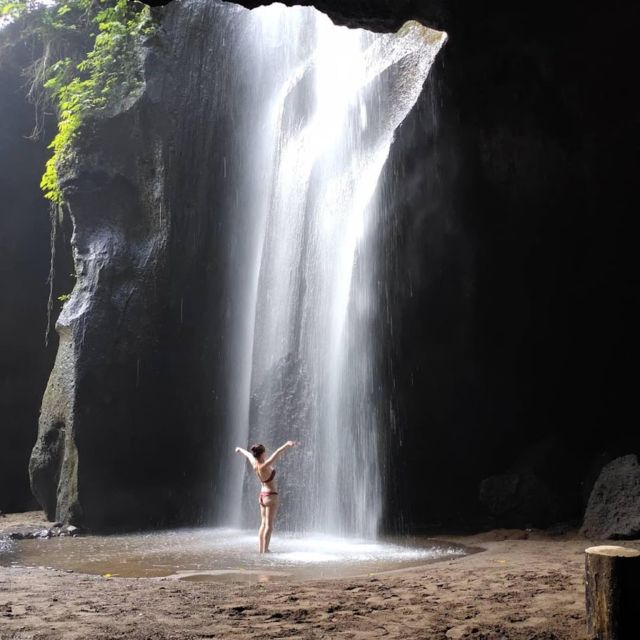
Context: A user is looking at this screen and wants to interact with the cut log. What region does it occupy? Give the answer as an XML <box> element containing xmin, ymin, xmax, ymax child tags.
<box><xmin>585</xmin><ymin>545</ymin><xmax>640</xmax><ymax>639</ymax></box>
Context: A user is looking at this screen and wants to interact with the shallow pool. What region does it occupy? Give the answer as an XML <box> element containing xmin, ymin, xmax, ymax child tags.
<box><xmin>0</xmin><ymin>528</ymin><xmax>469</xmax><ymax>582</ymax></box>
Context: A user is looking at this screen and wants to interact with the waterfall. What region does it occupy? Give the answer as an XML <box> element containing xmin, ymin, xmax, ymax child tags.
<box><xmin>214</xmin><ymin>2</ymin><xmax>446</xmax><ymax>537</ymax></box>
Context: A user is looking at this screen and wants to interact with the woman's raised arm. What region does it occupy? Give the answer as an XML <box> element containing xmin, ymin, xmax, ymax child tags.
<box><xmin>263</xmin><ymin>440</ymin><xmax>297</xmax><ymax>466</ymax></box>
<box><xmin>235</xmin><ymin>447</ymin><xmax>256</xmax><ymax>464</ymax></box>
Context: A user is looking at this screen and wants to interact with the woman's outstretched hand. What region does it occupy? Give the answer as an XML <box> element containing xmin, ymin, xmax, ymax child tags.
<box><xmin>286</xmin><ymin>440</ymin><xmax>299</xmax><ymax>448</ymax></box>
<box><xmin>235</xmin><ymin>447</ymin><xmax>241</xmax><ymax>453</ymax></box>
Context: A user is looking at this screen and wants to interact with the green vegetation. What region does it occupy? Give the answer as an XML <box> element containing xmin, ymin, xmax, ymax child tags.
<box><xmin>1</xmin><ymin>0</ymin><xmax>155</xmax><ymax>203</ymax></box>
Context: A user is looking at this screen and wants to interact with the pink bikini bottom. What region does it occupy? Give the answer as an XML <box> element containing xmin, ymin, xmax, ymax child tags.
<box><xmin>259</xmin><ymin>491</ymin><xmax>278</xmax><ymax>507</ymax></box>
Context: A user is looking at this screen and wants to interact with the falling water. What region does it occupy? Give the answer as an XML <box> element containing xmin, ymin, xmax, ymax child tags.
<box><xmin>217</xmin><ymin>3</ymin><xmax>446</xmax><ymax>538</ymax></box>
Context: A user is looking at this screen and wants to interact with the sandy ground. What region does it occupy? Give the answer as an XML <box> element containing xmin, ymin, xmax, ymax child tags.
<box><xmin>1</xmin><ymin>512</ymin><xmax>638</xmax><ymax>640</ymax></box>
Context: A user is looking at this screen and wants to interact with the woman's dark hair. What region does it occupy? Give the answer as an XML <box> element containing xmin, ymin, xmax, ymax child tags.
<box><xmin>250</xmin><ymin>444</ymin><xmax>265</xmax><ymax>459</ymax></box>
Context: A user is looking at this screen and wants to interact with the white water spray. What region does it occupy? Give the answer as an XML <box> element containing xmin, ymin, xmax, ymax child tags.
<box><xmin>218</xmin><ymin>3</ymin><xmax>446</xmax><ymax>537</ymax></box>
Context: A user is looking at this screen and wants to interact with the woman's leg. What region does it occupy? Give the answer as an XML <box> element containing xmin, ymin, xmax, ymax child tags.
<box><xmin>263</xmin><ymin>496</ymin><xmax>279</xmax><ymax>553</ymax></box>
<box><xmin>259</xmin><ymin>502</ymin><xmax>267</xmax><ymax>553</ymax></box>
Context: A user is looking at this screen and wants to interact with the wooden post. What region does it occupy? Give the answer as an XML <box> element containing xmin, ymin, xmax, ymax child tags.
<box><xmin>585</xmin><ymin>545</ymin><xmax>640</xmax><ymax>640</ymax></box>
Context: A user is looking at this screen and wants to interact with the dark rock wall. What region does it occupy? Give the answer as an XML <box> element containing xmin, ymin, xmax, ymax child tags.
<box><xmin>0</xmin><ymin>28</ymin><xmax>66</xmax><ymax>513</ymax></box>
<box><xmin>146</xmin><ymin>0</ymin><xmax>449</xmax><ymax>32</ymax></box>
<box><xmin>28</xmin><ymin>0</ymin><xmax>261</xmax><ymax>529</ymax></box>
<box><xmin>379</xmin><ymin>3</ymin><xmax>639</xmax><ymax>528</ymax></box>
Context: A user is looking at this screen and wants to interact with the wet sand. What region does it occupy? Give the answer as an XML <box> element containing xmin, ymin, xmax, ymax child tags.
<box><xmin>2</xmin><ymin>512</ymin><xmax>638</xmax><ymax>639</ymax></box>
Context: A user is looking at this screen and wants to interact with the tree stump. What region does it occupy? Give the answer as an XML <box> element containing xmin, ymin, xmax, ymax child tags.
<box><xmin>585</xmin><ymin>545</ymin><xmax>640</xmax><ymax>639</ymax></box>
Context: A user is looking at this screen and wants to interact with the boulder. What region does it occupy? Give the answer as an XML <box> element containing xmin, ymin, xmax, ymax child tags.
<box><xmin>581</xmin><ymin>454</ymin><xmax>640</xmax><ymax>540</ymax></box>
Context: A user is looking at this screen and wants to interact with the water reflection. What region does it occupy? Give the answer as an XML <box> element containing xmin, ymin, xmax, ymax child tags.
<box><xmin>1</xmin><ymin>528</ymin><xmax>467</xmax><ymax>582</ymax></box>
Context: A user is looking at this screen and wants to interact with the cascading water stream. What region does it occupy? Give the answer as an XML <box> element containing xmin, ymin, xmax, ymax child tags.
<box><xmin>217</xmin><ymin>3</ymin><xmax>446</xmax><ymax>538</ymax></box>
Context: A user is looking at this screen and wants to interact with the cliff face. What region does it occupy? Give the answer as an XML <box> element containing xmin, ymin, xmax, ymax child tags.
<box><xmin>28</xmin><ymin>0</ymin><xmax>261</xmax><ymax>528</ymax></box>
<box><xmin>370</xmin><ymin>2</ymin><xmax>639</xmax><ymax>526</ymax></box>
<box><xmin>0</xmin><ymin>27</ymin><xmax>65</xmax><ymax>513</ymax></box>
<box><xmin>21</xmin><ymin>0</ymin><xmax>639</xmax><ymax>529</ymax></box>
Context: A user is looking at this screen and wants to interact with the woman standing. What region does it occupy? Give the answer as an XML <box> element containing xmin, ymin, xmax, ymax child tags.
<box><xmin>235</xmin><ymin>440</ymin><xmax>297</xmax><ymax>553</ymax></box>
